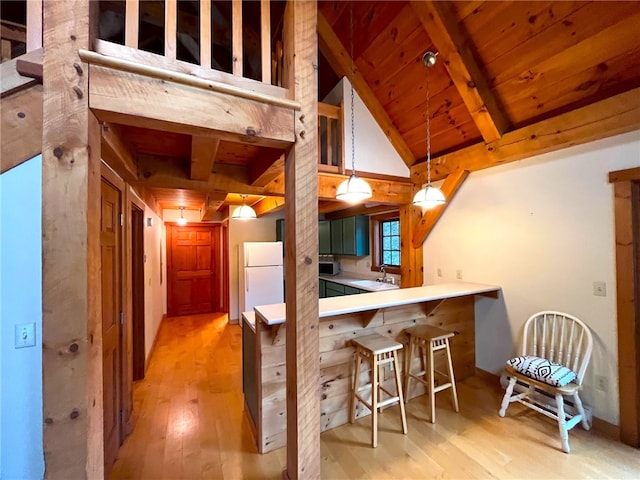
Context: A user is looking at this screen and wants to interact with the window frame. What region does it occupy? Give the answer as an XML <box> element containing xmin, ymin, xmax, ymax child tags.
<box><xmin>370</xmin><ymin>211</ymin><xmax>401</xmax><ymax>275</ymax></box>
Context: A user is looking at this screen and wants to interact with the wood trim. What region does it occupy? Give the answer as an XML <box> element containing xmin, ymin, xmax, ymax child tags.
<box><xmin>612</xmin><ymin>180</ymin><xmax>640</xmax><ymax>447</ymax></box>
<box><xmin>369</xmin><ymin>211</ymin><xmax>402</xmax><ymax>275</ymax></box>
<box><xmin>412</xmin><ymin>170</ymin><xmax>470</xmax><ymax>248</ymax></box>
<box><xmin>411</xmin><ymin>1</ymin><xmax>508</xmax><ymax>142</ymax></box>
<box><xmin>252</xmin><ymin>196</ymin><xmax>285</xmax><ymax>217</ymax></box>
<box><xmin>199</xmin><ymin>0</ymin><xmax>211</xmax><ymax>69</ymax></box>
<box><xmin>81</xmin><ymin>48</ymin><xmax>300</xmax><ymax>111</ymax></box>
<box><xmin>283</xmin><ymin>1</ymin><xmax>320</xmax><ymax>477</ymax></box>
<box><xmin>249</xmin><ymin>153</ymin><xmax>285</xmax><ymax>187</ymax></box>
<box><xmin>16</xmin><ymin>48</ymin><xmax>43</xmax><ymax>81</ymax></box>
<box><xmin>42</xmin><ymin>0</ymin><xmax>102</xmax><ymax>475</ymax></box>
<box><xmin>124</xmin><ymin>0</ymin><xmax>139</xmax><ymax>49</ymax></box>
<box><xmin>317</xmin><ymin>11</ymin><xmax>416</xmax><ymax>169</ymax></box>
<box><xmin>610</xmin><ymin>166</ymin><xmax>640</xmax><ymax>183</ymax></box>
<box><xmin>412</xmin><ymin>88</ymin><xmax>640</xmax><ymax>184</ymax></box>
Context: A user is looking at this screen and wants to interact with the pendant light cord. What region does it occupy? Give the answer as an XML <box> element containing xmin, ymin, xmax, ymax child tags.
<box><xmin>349</xmin><ymin>3</ymin><xmax>356</xmax><ymax>175</ymax></box>
<box><xmin>425</xmin><ymin>68</ymin><xmax>432</xmax><ymax>187</ymax></box>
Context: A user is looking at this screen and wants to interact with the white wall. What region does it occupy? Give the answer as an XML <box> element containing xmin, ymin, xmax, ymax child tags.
<box><xmin>423</xmin><ymin>130</ymin><xmax>640</xmax><ymax>425</ymax></box>
<box><xmin>142</xmin><ymin>202</ymin><xmax>166</xmax><ymax>361</ymax></box>
<box><xmin>0</xmin><ymin>156</ymin><xmax>45</xmax><ymax>479</ymax></box>
<box><xmin>228</xmin><ymin>214</ymin><xmax>282</xmax><ymax>322</ymax></box>
<box><xmin>323</xmin><ymin>78</ymin><xmax>410</xmax><ymax>179</ymax></box>
<box><xmin>162</xmin><ymin>208</ymin><xmax>201</xmax><ymax>223</ymax></box>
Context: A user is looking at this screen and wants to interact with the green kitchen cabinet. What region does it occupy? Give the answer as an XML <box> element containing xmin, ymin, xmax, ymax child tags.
<box><xmin>319</xmin><ymin>220</ymin><xmax>332</xmax><ymax>254</ymax></box>
<box><xmin>278</xmin><ymin>219</ymin><xmax>333</xmax><ymax>255</ymax></box>
<box><xmin>325</xmin><ymin>281</ymin><xmax>345</xmax><ymax>297</ymax></box>
<box><xmin>319</xmin><ymin>279</ymin><xmax>326</xmax><ymax>298</ymax></box>
<box><xmin>344</xmin><ymin>285</ymin><xmax>362</xmax><ymax>295</ymax></box>
<box><xmin>330</xmin><ymin>215</ymin><xmax>370</xmax><ymax>256</ymax></box>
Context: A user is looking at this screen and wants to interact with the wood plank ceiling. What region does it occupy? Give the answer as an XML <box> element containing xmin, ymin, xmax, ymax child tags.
<box><xmin>6</xmin><ymin>1</ymin><xmax>637</xmax><ymax>215</ymax></box>
<box><xmin>102</xmin><ymin>1</ymin><xmax>640</xmax><ymax>216</ymax></box>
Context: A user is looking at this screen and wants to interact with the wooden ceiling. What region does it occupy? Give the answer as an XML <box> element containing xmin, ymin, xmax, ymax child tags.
<box><xmin>84</xmin><ymin>2</ymin><xmax>640</xmax><ymax>216</ymax></box>
<box><xmin>2</xmin><ymin>1</ymin><xmax>640</xmax><ymax>217</ymax></box>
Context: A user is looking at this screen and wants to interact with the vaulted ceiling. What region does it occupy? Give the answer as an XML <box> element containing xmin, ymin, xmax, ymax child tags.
<box><xmin>4</xmin><ymin>1</ymin><xmax>640</xmax><ymax>218</ymax></box>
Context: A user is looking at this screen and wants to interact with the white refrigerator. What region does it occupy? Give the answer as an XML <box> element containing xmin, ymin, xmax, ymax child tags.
<box><xmin>239</xmin><ymin>241</ymin><xmax>284</xmax><ymax>316</ymax></box>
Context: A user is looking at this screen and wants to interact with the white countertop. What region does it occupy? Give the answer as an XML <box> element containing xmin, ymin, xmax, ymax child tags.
<box><xmin>242</xmin><ymin>311</ymin><xmax>256</xmax><ymax>333</ymax></box>
<box><xmin>254</xmin><ymin>281</ymin><xmax>501</xmax><ymax>326</ymax></box>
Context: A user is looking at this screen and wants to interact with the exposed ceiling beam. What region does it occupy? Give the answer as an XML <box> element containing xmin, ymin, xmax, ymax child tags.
<box><xmin>190</xmin><ymin>136</ymin><xmax>219</xmax><ymax>181</ymax></box>
<box><xmin>200</xmin><ymin>191</ymin><xmax>228</xmax><ymax>221</ymax></box>
<box><xmin>88</xmin><ymin>64</ymin><xmax>296</xmax><ymax>149</ymax></box>
<box><xmin>249</xmin><ymin>152</ymin><xmax>285</xmax><ymax>187</ymax></box>
<box><xmin>252</xmin><ymin>196</ymin><xmax>285</xmax><ymax>217</ymax></box>
<box><xmin>1</xmin><ymin>84</ymin><xmax>42</xmax><ymax>174</ymax></box>
<box><xmin>411</xmin><ymin>1</ymin><xmax>509</xmax><ymax>143</ymax></box>
<box><xmin>412</xmin><ymin>86</ymin><xmax>640</xmax><ymax>184</ymax></box>
<box><xmin>136</xmin><ymin>154</ymin><xmax>412</xmax><ymax>204</ymax></box>
<box><xmin>325</xmin><ymin>204</ymin><xmax>399</xmax><ymax>220</ymax></box>
<box><xmin>317</xmin><ymin>12</ymin><xmax>416</xmax><ymax>168</ymax></box>
<box><xmin>412</xmin><ymin>169</ymin><xmax>469</xmax><ymax>248</ymax></box>
<box><xmin>100</xmin><ymin>122</ymin><xmax>138</xmax><ymax>182</ymax></box>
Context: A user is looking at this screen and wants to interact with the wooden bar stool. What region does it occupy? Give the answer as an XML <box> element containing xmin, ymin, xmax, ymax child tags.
<box><xmin>350</xmin><ymin>333</ymin><xmax>408</xmax><ymax>447</ymax></box>
<box><xmin>404</xmin><ymin>325</ymin><xmax>459</xmax><ymax>423</ymax></box>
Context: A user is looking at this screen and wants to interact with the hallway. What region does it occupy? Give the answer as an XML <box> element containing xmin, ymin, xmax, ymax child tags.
<box><xmin>111</xmin><ymin>314</ymin><xmax>285</xmax><ymax>479</ymax></box>
<box><xmin>112</xmin><ymin>314</ymin><xmax>640</xmax><ymax>479</ymax></box>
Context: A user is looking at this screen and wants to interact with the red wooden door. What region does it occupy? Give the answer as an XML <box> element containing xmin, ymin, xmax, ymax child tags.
<box><xmin>101</xmin><ymin>178</ymin><xmax>122</xmax><ymax>477</ymax></box>
<box><xmin>167</xmin><ymin>225</ymin><xmax>222</xmax><ymax>316</ymax></box>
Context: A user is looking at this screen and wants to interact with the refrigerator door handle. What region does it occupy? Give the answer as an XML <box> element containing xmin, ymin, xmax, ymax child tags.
<box><xmin>245</xmin><ymin>269</ymin><xmax>249</xmax><ymax>292</ymax></box>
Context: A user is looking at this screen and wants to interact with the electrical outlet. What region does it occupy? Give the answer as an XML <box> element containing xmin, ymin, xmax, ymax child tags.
<box><xmin>437</xmin><ymin>268</ymin><xmax>442</xmax><ymax>277</ymax></box>
<box><xmin>15</xmin><ymin>323</ymin><xmax>36</xmax><ymax>349</ymax></box>
<box><xmin>456</xmin><ymin>270</ymin><xmax>462</xmax><ymax>280</ymax></box>
<box><xmin>593</xmin><ymin>281</ymin><xmax>606</xmax><ymax>297</ymax></box>
<box><xmin>596</xmin><ymin>375</ymin><xmax>608</xmax><ymax>392</ymax></box>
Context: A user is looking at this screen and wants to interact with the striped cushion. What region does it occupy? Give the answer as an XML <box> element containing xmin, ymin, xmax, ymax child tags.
<box><xmin>507</xmin><ymin>355</ymin><xmax>577</xmax><ymax>387</ymax></box>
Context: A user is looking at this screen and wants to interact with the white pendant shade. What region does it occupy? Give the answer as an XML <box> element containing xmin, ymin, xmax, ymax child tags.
<box><xmin>336</xmin><ymin>174</ymin><xmax>373</xmax><ymax>203</ymax></box>
<box><xmin>231</xmin><ymin>204</ymin><xmax>257</xmax><ymax>220</ymax></box>
<box><xmin>176</xmin><ymin>216</ymin><xmax>187</xmax><ymax>226</ymax></box>
<box><xmin>412</xmin><ymin>185</ymin><xmax>446</xmax><ymax>210</ymax></box>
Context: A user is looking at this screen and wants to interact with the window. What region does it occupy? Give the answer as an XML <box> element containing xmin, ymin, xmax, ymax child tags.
<box><xmin>380</xmin><ymin>218</ymin><xmax>401</xmax><ymax>267</ymax></box>
<box><xmin>370</xmin><ymin>212</ymin><xmax>401</xmax><ymax>274</ymax></box>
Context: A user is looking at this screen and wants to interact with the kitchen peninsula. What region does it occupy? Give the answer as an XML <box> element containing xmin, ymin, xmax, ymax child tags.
<box><xmin>243</xmin><ymin>282</ymin><xmax>501</xmax><ymax>453</ymax></box>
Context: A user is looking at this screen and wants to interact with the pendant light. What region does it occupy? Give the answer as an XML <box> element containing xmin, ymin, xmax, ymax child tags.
<box><xmin>231</xmin><ymin>194</ymin><xmax>257</xmax><ymax>220</ymax></box>
<box><xmin>336</xmin><ymin>2</ymin><xmax>372</xmax><ymax>203</ymax></box>
<box><xmin>176</xmin><ymin>206</ymin><xmax>187</xmax><ymax>226</ymax></box>
<box><xmin>413</xmin><ymin>51</ymin><xmax>446</xmax><ymax>210</ymax></box>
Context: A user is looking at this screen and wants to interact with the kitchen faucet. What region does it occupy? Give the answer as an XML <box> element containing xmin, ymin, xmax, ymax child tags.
<box><xmin>380</xmin><ymin>264</ymin><xmax>387</xmax><ymax>282</ymax></box>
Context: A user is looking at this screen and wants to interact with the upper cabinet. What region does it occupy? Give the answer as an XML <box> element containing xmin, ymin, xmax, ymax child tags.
<box><xmin>319</xmin><ymin>220</ymin><xmax>331</xmax><ymax>254</ymax></box>
<box><xmin>330</xmin><ymin>215</ymin><xmax>369</xmax><ymax>256</ymax></box>
<box><xmin>277</xmin><ymin>215</ymin><xmax>369</xmax><ymax>256</ymax></box>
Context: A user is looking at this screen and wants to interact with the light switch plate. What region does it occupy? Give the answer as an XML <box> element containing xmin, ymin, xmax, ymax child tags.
<box><xmin>15</xmin><ymin>322</ymin><xmax>36</xmax><ymax>348</ymax></box>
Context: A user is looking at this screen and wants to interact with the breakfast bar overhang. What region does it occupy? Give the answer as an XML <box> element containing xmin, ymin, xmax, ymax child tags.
<box><xmin>243</xmin><ymin>282</ymin><xmax>501</xmax><ymax>453</ymax></box>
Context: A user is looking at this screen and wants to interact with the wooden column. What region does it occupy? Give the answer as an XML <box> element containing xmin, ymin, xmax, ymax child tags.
<box><xmin>282</xmin><ymin>1</ymin><xmax>319</xmax><ymax>478</ymax></box>
<box><xmin>610</xmin><ymin>172</ymin><xmax>640</xmax><ymax>447</ymax></box>
<box><xmin>42</xmin><ymin>0</ymin><xmax>103</xmax><ymax>477</ymax></box>
<box><xmin>400</xmin><ymin>205</ymin><xmax>424</xmax><ymax>288</ymax></box>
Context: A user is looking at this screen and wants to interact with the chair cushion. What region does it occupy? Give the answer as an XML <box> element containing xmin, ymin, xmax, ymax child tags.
<box><xmin>506</xmin><ymin>355</ymin><xmax>577</xmax><ymax>387</ymax></box>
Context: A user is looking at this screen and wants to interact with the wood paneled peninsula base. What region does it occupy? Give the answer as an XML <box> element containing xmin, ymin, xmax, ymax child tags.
<box><xmin>243</xmin><ymin>282</ymin><xmax>501</xmax><ymax>453</ymax></box>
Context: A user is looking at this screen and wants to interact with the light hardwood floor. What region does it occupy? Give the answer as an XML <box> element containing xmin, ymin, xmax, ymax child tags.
<box><xmin>111</xmin><ymin>313</ymin><xmax>640</xmax><ymax>479</ymax></box>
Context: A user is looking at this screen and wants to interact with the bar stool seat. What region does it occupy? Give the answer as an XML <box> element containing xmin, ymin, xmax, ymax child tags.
<box><xmin>404</xmin><ymin>325</ymin><xmax>459</xmax><ymax>423</ymax></box>
<box><xmin>350</xmin><ymin>333</ymin><xmax>408</xmax><ymax>447</ymax></box>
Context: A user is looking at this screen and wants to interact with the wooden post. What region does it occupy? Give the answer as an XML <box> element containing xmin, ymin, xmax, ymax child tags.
<box><xmin>42</xmin><ymin>0</ymin><xmax>103</xmax><ymax>477</ymax></box>
<box><xmin>26</xmin><ymin>0</ymin><xmax>43</xmax><ymax>52</ymax></box>
<box><xmin>200</xmin><ymin>0</ymin><xmax>211</xmax><ymax>68</ymax></box>
<box><xmin>282</xmin><ymin>1</ymin><xmax>319</xmax><ymax>478</ymax></box>
<box><xmin>400</xmin><ymin>205</ymin><xmax>424</xmax><ymax>288</ymax></box>
<box><xmin>232</xmin><ymin>0</ymin><xmax>243</xmax><ymax>76</ymax></box>
<box><xmin>124</xmin><ymin>0</ymin><xmax>139</xmax><ymax>49</ymax></box>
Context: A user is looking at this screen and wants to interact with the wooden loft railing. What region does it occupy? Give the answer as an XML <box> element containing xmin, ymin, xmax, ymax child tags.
<box><xmin>317</xmin><ymin>102</ymin><xmax>343</xmax><ymax>173</ymax></box>
<box><xmin>0</xmin><ymin>0</ymin><xmax>41</xmax><ymax>62</ymax></box>
<box><xmin>94</xmin><ymin>0</ymin><xmax>288</xmax><ymax>97</ymax></box>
